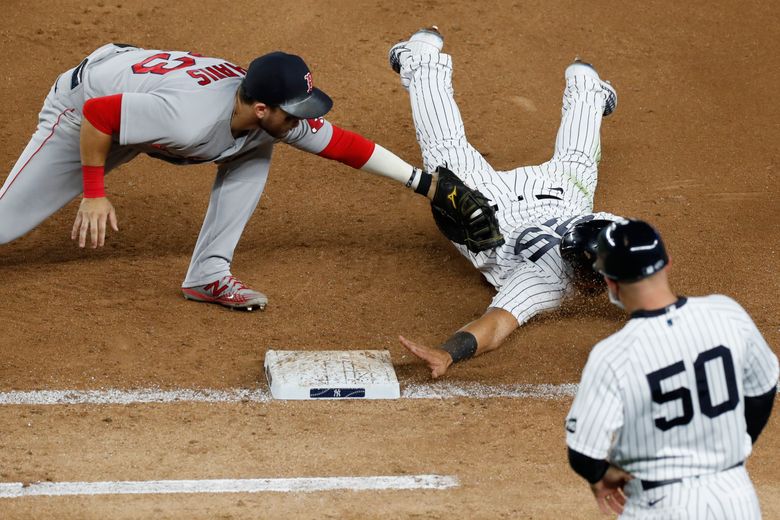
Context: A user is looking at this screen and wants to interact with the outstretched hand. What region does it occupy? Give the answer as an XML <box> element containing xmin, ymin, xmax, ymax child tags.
<box><xmin>398</xmin><ymin>335</ymin><xmax>453</xmax><ymax>379</ymax></box>
<box><xmin>590</xmin><ymin>465</ymin><xmax>633</xmax><ymax>515</ymax></box>
<box><xmin>71</xmin><ymin>196</ymin><xmax>118</xmax><ymax>248</ymax></box>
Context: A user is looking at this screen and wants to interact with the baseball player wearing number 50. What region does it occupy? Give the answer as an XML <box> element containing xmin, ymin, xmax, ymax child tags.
<box><xmin>0</xmin><ymin>43</ymin><xmax>498</xmax><ymax>310</ymax></box>
<box><xmin>388</xmin><ymin>28</ymin><xmax>623</xmax><ymax>376</ymax></box>
<box><xmin>566</xmin><ymin>220</ymin><xmax>778</xmax><ymax>519</ymax></box>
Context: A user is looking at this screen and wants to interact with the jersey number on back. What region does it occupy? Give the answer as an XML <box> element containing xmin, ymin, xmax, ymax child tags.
<box><xmin>129</xmin><ymin>53</ymin><xmax>246</xmax><ymax>86</ymax></box>
<box><xmin>514</xmin><ymin>215</ymin><xmax>596</xmax><ymax>263</ymax></box>
<box><xmin>132</xmin><ymin>53</ymin><xmax>196</xmax><ymax>75</ymax></box>
<box><xmin>645</xmin><ymin>345</ymin><xmax>739</xmax><ymax>431</ymax></box>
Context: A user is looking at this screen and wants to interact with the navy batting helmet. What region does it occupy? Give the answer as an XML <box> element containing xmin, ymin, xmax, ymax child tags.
<box><xmin>560</xmin><ymin>219</ymin><xmax>615</xmax><ymax>288</ymax></box>
<box><xmin>594</xmin><ymin>219</ymin><xmax>669</xmax><ymax>282</ymax></box>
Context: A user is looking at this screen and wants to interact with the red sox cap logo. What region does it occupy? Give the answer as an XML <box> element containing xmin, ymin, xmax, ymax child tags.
<box><xmin>304</xmin><ymin>72</ymin><xmax>313</xmax><ymax>94</ymax></box>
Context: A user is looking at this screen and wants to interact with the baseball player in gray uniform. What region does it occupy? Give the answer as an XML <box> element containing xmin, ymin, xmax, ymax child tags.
<box><xmin>0</xmin><ymin>43</ymin><xmax>495</xmax><ymax>311</ymax></box>
<box><xmin>388</xmin><ymin>28</ymin><xmax>623</xmax><ymax>377</ymax></box>
<box><xmin>566</xmin><ymin>219</ymin><xmax>778</xmax><ymax>519</ymax></box>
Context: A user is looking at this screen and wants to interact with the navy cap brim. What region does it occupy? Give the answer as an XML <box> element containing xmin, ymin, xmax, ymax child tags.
<box><xmin>279</xmin><ymin>88</ymin><xmax>333</xmax><ymax>119</ymax></box>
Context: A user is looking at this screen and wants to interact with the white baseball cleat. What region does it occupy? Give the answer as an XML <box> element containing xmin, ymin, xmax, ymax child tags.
<box><xmin>388</xmin><ymin>26</ymin><xmax>444</xmax><ymax>80</ymax></box>
<box><xmin>565</xmin><ymin>58</ymin><xmax>617</xmax><ymax>117</ymax></box>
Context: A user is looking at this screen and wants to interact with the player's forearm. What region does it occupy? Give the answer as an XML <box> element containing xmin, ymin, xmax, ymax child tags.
<box><xmin>81</xmin><ymin>94</ymin><xmax>121</xmax><ymax>167</ymax></box>
<box><xmin>79</xmin><ymin>120</ymin><xmax>113</xmax><ymax>198</ymax></box>
<box><xmin>439</xmin><ymin>308</ymin><xmax>519</xmax><ymax>364</ymax></box>
<box><xmin>462</xmin><ymin>308</ymin><xmax>519</xmax><ymax>355</ymax></box>
<box><xmin>80</xmin><ymin>94</ymin><xmax>123</xmax><ymax>198</ymax></box>
<box><xmin>360</xmin><ymin>144</ymin><xmax>435</xmax><ymax>198</ymax></box>
<box><xmin>80</xmin><ymin>119</ymin><xmax>113</xmax><ymax>166</ymax></box>
<box><xmin>316</xmin><ymin>125</ymin><xmax>435</xmax><ymax>198</ymax></box>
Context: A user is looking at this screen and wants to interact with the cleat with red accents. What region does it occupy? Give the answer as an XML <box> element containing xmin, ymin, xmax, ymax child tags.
<box><xmin>181</xmin><ymin>275</ymin><xmax>267</xmax><ymax>311</ymax></box>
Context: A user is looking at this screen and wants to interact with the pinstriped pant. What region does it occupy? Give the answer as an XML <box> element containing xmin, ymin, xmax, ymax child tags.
<box><xmin>621</xmin><ymin>466</ymin><xmax>761</xmax><ymax>519</ymax></box>
<box><xmin>402</xmin><ymin>52</ymin><xmax>607</xmax><ymax>218</ymax></box>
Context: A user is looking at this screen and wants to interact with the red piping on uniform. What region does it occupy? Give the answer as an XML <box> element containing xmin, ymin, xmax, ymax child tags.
<box><xmin>0</xmin><ymin>108</ymin><xmax>75</xmax><ymax>202</ymax></box>
<box><xmin>317</xmin><ymin>125</ymin><xmax>375</xmax><ymax>169</ymax></box>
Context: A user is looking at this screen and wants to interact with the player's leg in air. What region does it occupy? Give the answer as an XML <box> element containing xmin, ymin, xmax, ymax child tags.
<box><xmin>388</xmin><ymin>27</ymin><xmax>498</xmax><ymax>186</ymax></box>
<box><xmin>541</xmin><ymin>61</ymin><xmax>617</xmax><ymax>215</ymax></box>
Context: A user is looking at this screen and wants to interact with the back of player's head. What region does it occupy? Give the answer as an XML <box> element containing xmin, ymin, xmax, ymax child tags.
<box><xmin>594</xmin><ymin>219</ymin><xmax>669</xmax><ymax>282</ymax></box>
<box><xmin>560</xmin><ymin>219</ymin><xmax>614</xmax><ymax>290</ymax></box>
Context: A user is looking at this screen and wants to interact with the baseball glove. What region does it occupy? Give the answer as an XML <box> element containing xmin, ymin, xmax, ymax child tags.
<box><xmin>430</xmin><ymin>166</ymin><xmax>505</xmax><ymax>253</ymax></box>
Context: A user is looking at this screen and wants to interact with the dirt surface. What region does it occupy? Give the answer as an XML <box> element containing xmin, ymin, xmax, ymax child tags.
<box><xmin>1</xmin><ymin>0</ymin><xmax>778</xmax><ymax>518</ymax></box>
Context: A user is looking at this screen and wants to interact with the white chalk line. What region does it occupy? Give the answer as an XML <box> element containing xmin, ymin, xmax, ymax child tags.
<box><xmin>0</xmin><ymin>383</ymin><xmax>578</xmax><ymax>406</ymax></box>
<box><xmin>0</xmin><ymin>475</ymin><xmax>458</xmax><ymax>499</ymax></box>
<box><xmin>1</xmin><ymin>383</ymin><xmax>776</xmax><ymax>406</ymax></box>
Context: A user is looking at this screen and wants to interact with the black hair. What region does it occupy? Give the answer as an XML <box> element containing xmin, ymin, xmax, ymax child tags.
<box><xmin>238</xmin><ymin>80</ymin><xmax>277</xmax><ymax>108</ymax></box>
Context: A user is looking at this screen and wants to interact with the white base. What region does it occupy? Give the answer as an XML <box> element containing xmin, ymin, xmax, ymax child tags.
<box><xmin>264</xmin><ymin>350</ymin><xmax>400</xmax><ymax>400</ymax></box>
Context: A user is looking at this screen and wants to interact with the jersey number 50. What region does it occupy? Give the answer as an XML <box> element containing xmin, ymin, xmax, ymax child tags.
<box><xmin>645</xmin><ymin>345</ymin><xmax>739</xmax><ymax>431</ymax></box>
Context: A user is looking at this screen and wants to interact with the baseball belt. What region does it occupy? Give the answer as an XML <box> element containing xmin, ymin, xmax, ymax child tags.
<box><xmin>640</xmin><ymin>461</ymin><xmax>744</xmax><ymax>491</ymax></box>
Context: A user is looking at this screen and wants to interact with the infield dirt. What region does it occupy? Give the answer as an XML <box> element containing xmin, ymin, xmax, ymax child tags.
<box><xmin>1</xmin><ymin>1</ymin><xmax>778</xmax><ymax>518</ymax></box>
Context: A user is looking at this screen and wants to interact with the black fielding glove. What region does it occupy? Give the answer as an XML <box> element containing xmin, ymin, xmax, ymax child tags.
<box><xmin>430</xmin><ymin>166</ymin><xmax>505</xmax><ymax>253</ymax></box>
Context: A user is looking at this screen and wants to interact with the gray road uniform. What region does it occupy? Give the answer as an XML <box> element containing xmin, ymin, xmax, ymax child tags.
<box><xmin>0</xmin><ymin>44</ymin><xmax>339</xmax><ymax>286</ymax></box>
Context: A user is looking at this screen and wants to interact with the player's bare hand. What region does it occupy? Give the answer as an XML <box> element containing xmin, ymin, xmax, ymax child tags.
<box><xmin>590</xmin><ymin>465</ymin><xmax>633</xmax><ymax>515</ymax></box>
<box><xmin>71</xmin><ymin>197</ymin><xmax>118</xmax><ymax>248</ymax></box>
<box><xmin>399</xmin><ymin>335</ymin><xmax>453</xmax><ymax>378</ymax></box>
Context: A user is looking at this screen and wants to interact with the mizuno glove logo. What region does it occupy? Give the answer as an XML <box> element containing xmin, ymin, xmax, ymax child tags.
<box><xmin>447</xmin><ymin>187</ymin><xmax>458</xmax><ymax>208</ymax></box>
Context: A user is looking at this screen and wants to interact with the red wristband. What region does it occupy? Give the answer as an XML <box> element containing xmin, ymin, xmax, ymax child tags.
<box><xmin>82</xmin><ymin>165</ymin><xmax>106</xmax><ymax>198</ymax></box>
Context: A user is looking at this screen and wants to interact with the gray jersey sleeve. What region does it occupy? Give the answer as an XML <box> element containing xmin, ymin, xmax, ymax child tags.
<box><xmin>566</xmin><ymin>344</ymin><xmax>624</xmax><ymax>459</ymax></box>
<box><xmin>282</xmin><ymin>117</ymin><xmax>334</xmax><ymax>154</ymax></box>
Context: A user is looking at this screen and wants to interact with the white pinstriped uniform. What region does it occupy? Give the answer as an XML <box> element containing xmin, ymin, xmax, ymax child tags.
<box><xmin>402</xmin><ymin>53</ymin><xmax>620</xmax><ymax>324</ymax></box>
<box><xmin>567</xmin><ymin>295</ymin><xmax>779</xmax><ymax>518</ymax></box>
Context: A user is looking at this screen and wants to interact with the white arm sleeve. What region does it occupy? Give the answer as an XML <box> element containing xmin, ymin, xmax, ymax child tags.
<box><xmin>359</xmin><ymin>144</ymin><xmax>417</xmax><ymax>185</ymax></box>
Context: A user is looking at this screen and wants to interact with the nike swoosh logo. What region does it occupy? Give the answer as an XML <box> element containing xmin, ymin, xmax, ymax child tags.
<box><xmin>648</xmin><ymin>496</ymin><xmax>666</xmax><ymax>507</ymax></box>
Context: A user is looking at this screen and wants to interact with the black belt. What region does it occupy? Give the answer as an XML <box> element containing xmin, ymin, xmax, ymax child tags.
<box><xmin>640</xmin><ymin>461</ymin><xmax>744</xmax><ymax>491</ymax></box>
